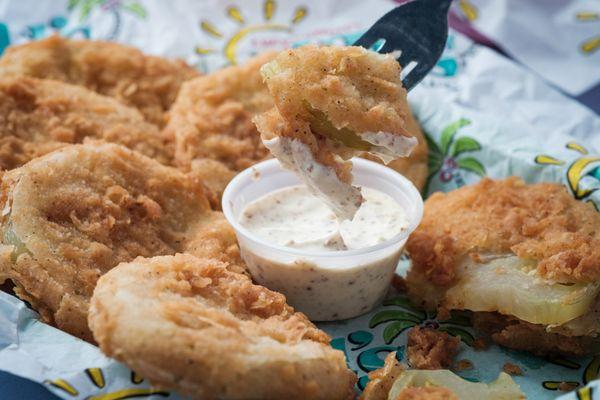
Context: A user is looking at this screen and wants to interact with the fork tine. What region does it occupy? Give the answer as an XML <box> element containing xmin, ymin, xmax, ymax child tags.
<box><xmin>378</xmin><ymin>38</ymin><xmax>398</xmax><ymax>55</ymax></box>
<box><xmin>402</xmin><ymin>61</ymin><xmax>430</xmax><ymax>91</ymax></box>
<box><xmin>353</xmin><ymin>31</ymin><xmax>379</xmax><ymax>50</ymax></box>
<box><xmin>353</xmin><ymin>0</ymin><xmax>450</xmax><ymax>91</ymax></box>
<box><xmin>396</xmin><ymin>50</ymin><xmax>414</xmax><ymax>68</ymax></box>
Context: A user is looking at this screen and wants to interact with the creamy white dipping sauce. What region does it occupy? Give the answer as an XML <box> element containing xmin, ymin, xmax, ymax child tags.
<box><xmin>239</xmin><ymin>185</ymin><xmax>408</xmax><ymax>252</ymax></box>
<box><xmin>262</xmin><ymin>135</ymin><xmax>417</xmax><ymax>222</ymax></box>
<box><xmin>224</xmin><ymin>158</ymin><xmax>422</xmax><ymax>322</ymax></box>
<box><xmin>237</xmin><ymin>184</ymin><xmax>410</xmax><ymax>320</ymax></box>
<box><xmin>263</xmin><ymin>137</ymin><xmax>363</xmax><ymax>221</ymax></box>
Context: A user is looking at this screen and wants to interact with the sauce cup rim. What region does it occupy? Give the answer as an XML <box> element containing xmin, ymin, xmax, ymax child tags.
<box><xmin>222</xmin><ymin>157</ymin><xmax>424</xmax><ymax>259</ymax></box>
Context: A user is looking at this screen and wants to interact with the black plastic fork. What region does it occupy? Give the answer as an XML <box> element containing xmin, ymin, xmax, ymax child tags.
<box><xmin>354</xmin><ymin>0</ymin><xmax>452</xmax><ymax>91</ymax></box>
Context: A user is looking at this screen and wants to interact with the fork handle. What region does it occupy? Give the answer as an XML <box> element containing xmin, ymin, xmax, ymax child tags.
<box><xmin>419</xmin><ymin>0</ymin><xmax>453</xmax><ymax>12</ymax></box>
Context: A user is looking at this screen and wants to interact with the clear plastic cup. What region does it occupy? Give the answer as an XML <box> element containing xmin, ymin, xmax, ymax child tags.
<box><xmin>222</xmin><ymin>158</ymin><xmax>423</xmax><ymax>321</ymax></box>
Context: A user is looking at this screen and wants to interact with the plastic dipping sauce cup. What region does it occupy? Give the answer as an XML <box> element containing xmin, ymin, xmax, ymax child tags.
<box><xmin>222</xmin><ymin>158</ymin><xmax>423</xmax><ymax>321</ymax></box>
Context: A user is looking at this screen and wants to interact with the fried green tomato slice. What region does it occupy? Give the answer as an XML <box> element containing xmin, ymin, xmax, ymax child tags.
<box><xmin>0</xmin><ymin>76</ymin><xmax>173</xmax><ymax>169</ymax></box>
<box><xmin>0</xmin><ymin>143</ymin><xmax>241</xmax><ymax>341</ymax></box>
<box><xmin>89</xmin><ymin>253</ymin><xmax>357</xmax><ymax>400</ymax></box>
<box><xmin>165</xmin><ymin>52</ymin><xmax>276</xmax><ymax>198</ymax></box>
<box><xmin>405</xmin><ymin>177</ymin><xmax>600</xmax><ymax>356</ymax></box>
<box><xmin>254</xmin><ymin>45</ymin><xmax>417</xmax><ymax>219</ymax></box>
<box><xmin>0</xmin><ymin>35</ymin><xmax>199</xmax><ymax>127</ymax></box>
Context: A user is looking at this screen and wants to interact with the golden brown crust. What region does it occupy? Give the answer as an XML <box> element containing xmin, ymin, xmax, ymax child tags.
<box><xmin>0</xmin><ymin>76</ymin><xmax>172</xmax><ymax>169</ymax></box>
<box><xmin>394</xmin><ymin>386</ymin><xmax>459</xmax><ymax>400</ymax></box>
<box><xmin>264</xmin><ymin>45</ymin><xmax>410</xmax><ymax>137</ymax></box>
<box><xmin>406</xmin><ymin>327</ymin><xmax>460</xmax><ymax>370</ymax></box>
<box><xmin>166</xmin><ymin>52</ymin><xmax>275</xmax><ymax>174</ymax></box>
<box><xmin>186</xmin><ymin>158</ymin><xmax>237</xmax><ymax>205</ymax></box>
<box><xmin>0</xmin><ymin>35</ymin><xmax>198</xmax><ymax>127</ymax></box>
<box><xmin>360</xmin><ymin>352</ymin><xmax>405</xmax><ymax>400</ymax></box>
<box><xmin>406</xmin><ymin>177</ymin><xmax>600</xmax><ymax>284</ymax></box>
<box><xmin>256</xmin><ymin>45</ymin><xmax>414</xmax><ymax>184</ymax></box>
<box><xmin>473</xmin><ymin>312</ymin><xmax>596</xmax><ymax>356</ymax></box>
<box><xmin>0</xmin><ymin>143</ymin><xmax>239</xmax><ymax>341</ymax></box>
<box><xmin>183</xmin><ymin>208</ymin><xmax>246</xmax><ymax>275</ymax></box>
<box><xmin>89</xmin><ymin>253</ymin><xmax>357</xmax><ymax>400</ymax></box>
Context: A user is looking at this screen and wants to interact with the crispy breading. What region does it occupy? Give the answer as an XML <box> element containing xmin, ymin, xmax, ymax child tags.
<box><xmin>255</xmin><ymin>45</ymin><xmax>417</xmax><ymax>219</ymax></box>
<box><xmin>166</xmin><ymin>52</ymin><xmax>275</xmax><ymax>173</ymax></box>
<box><xmin>166</xmin><ymin>49</ymin><xmax>426</xmax><ymax>199</ymax></box>
<box><xmin>406</xmin><ymin>177</ymin><xmax>600</xmax><ymax>285</ymax></box>
<box><xmin>0</xmin><ymin>35</ymin><xmax>198</xmax><ymax>126</ymax></box>
<box><xmin>361</xmin><ymin>352</ymin><xmax>405</xmax><ymax>400</ymax></box>
<box><xmin>89</xmin><ymin>253</ymin><xmax>357</xmax><ymax>400</ymax></box>
<box><xmin>0</xmin><ymin>143</ymin><xmax>240</xmax><ymax>341</ymax></box>
<box><xmin>261</xmin><ymin>45</ymin><xmax>413</xmax><ymax>144</ymax></box>
<box><xmin>473</xmin><ymin>312</ymin><xmax>595</xmax><ymax>356</ymax></box>
<box><xmin>454</xmin><ymin>359</ymin><xmax>473</xmax><ymax>371</ymax></box>
<box><xmin>502</xmin><ymin>362</ymin><xmax>523</xmax><ymax>376</ymax></box>
<box><xmin>183</xmin><ymin>208</ymin><xmax>245</xmax><ymax>275</ymax></box>
<box><xmin>188</xmin><ymin>158</ymin><xmax>237</xmax><ymax>203</ymax></box>
<box><xmin>256</xmin><ymin>45</ymin><xmax>416</xmax><ymax>179</ymax></box>
<box><xmin>361</xmin><ymin>352</ymin><xmax>459</xmax><ymax>400</ymax></box>
<box><xmin>0</xmin><ymin>76</ymin><xmax>172</xmax><ymax>169</ymax></box>
<box><xmin>406</xmin><ymin>327</ymin><xmax>460</xmax><ymax>370</ymax></box>
<box><xmin>406</xmin><ymin>178</ymin><xmax>600</xmax><ymax>356</ymax></box>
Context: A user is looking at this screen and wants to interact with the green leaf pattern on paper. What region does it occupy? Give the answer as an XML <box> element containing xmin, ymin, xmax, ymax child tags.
<box><xmin>424</xmin><ymin>118</ymin><xmax>487</xmax><ymax>194</ymax></box>
<box><xmin>68</xmin><ymin>0</ymin><xmax>147</xmax><ymax>40</ymax></box>
<box><xmin>452</xmin><ymin>136</ymin><xmax>481</xmax><ymax>157</ymax></box>
<box><xmin>457</xmin><ymin>157</ymin><xmax>486</xmax><ymax>176</ymax></box>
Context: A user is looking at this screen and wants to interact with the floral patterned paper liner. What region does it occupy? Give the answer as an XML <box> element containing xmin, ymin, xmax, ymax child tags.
<box><xmin>0</xmin><ymin>1</ymin><xmax>598</xmax><ymax>399</ymax></box>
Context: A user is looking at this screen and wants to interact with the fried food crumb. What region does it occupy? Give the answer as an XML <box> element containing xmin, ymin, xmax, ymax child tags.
<box><xmin>395</xmin><ymin>386</ymin><xmax>459</xmax><ymax>400</ymax></box>
<box><xmin>361</xmin><ymin>352</ymin><xmax>404</xmax><ymax>400</ymax></box>
<box><xmin>186</xmin><ymin>158</ymin><xmax>236</xmax><ymax>207</ymax></box>
<box><xmin>503</xmin><ymin>362</ymin><xmax>523</xmax><ymax>376</ymax></box>
<box><xmin>473</xmin><ymin>312</ymin><xmax>594</xmax><ymax>356</ymax></box>
<box><xmin>558</xmin><ymin>382</ymin><xmax>579</xmax><ymax>392</ymax></box>
<box><xmin>454</xmin><ymin>359</ymin><xmax>473</xmax><ymax>371</ymax></box>
<box><xmin>473</xmin><ymin>337</ymin><xmax>490</xmax><ymax>351</ymax></box>
<box><xmin>407</xmin><ymin>327</ymin><xmax>460</xmax><ymax>370</ymax></box>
